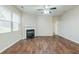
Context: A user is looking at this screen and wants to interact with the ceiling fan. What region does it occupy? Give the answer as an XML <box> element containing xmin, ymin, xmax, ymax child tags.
<box><xmin>37</xmin><ymin>5</ymin><xmax>56</xmax><ymax>14</ymax></box>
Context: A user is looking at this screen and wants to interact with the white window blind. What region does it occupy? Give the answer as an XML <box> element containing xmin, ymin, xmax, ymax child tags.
<box><xmin>0</xmin><ymin>6</ymin><xmax>20</xmax><ymax>33</ymax></box>
<box><xmin>12</xmin><ymin>13</ymin><xmax>20</xmax><ymax>31</ymax></box>
<box><xmin>0</xmin><ymin>6</ymin><xmax>11</xmax><ymax>33</ymax></box>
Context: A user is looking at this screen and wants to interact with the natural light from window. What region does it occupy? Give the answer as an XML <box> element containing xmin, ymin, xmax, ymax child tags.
<box><xmin>0</xmin><ymin>6</ymin><xmax>20</xmax><ymax>33</ymax></box>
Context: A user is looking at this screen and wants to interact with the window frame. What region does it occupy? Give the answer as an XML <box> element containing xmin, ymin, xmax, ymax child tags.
<box><xmin>0</xmin><ymin>8</ymin><xmax>20</xmax><ymax>34</ymax></box>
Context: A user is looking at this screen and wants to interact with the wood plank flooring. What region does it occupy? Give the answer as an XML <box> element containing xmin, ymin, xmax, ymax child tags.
<box><xmin>1</xmin><ymin>35</ymin><xmax>79</xmax><ymax>54</ymax></box>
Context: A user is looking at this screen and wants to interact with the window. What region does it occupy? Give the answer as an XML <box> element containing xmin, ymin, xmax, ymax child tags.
<box><xmin>0</xmin><ymin>21</ymin><xmax>11</xmax><ymax>33</ymax></box>
<box><xmin>0</xmin><ymin>7</ymin><xmax>11</xmax><ymax>33</ymax></box>
<box><xmin>12</xmin><ymin>13</ymin><xmax>20</xmax><ymax>31</ymax></box>
<box><xmin>0</xmin><ymin>6</ymin><xmax>20</xmax><ymax>33</ymax></box>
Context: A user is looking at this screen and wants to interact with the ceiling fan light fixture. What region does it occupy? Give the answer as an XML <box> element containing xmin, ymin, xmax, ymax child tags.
<box><xmin>37</xmin><ymin>5</ymin><xmax>56</xmax><ymax>15</ymax></box>
<box><xmin>43</xmin><ymin>10</ymin><xmax>49</xmax><ymax>14</ymax></box>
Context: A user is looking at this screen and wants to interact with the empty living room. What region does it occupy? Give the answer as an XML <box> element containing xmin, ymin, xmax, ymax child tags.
<box><xmin>0</xmin><ymin>5</ymin><xmax>79</xmax><ymax>54</ymax></box>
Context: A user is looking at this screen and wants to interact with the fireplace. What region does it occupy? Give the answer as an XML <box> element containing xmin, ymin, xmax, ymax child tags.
<box><xmin>26</xmin><ymin>29</ymin><xmax>35</xmax><ymax>39</ymax></box>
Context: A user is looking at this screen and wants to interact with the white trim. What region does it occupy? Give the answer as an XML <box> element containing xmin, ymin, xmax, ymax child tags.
<box><xmin>58</xmin><ymin>34</ymin><xmax>79</xmax><ymax>44</ymax></box>
<box><xmin>0</xmin><ymin>39</ymin><xmax>21</xmax><ymax>53</ymax></box>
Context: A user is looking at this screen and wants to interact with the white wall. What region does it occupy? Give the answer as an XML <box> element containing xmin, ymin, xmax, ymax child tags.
<box><xmin>22</xmin><ymin>14</ymin><xmax>54</xmax><ymax>38</ymax></box>
<box><xmin>0</xmin><ymin>6</ymin><xmax>22</xmax><ymax>52</ymax></box>
<box><xmin>58</xmin><ymin>6</ymin><xmax>79</xmax><ymax>43</ymax></box>
<box><xmin>0</xmin><ymin>32</ymin><xmax>21</xmax><ymax>52</ymax></box>
<box><xmin>36</xmin><ymin>16</ymin><xmax>53</xmax><ymax>36</ymax></box>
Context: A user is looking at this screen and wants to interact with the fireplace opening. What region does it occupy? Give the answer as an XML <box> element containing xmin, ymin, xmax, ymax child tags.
<box><xmin>26</xmin><ymin>29</ymin><xmax>35</xmax><ymax>39</ymax></box>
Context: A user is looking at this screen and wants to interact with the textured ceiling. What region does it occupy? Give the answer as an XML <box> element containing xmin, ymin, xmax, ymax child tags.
<box><xmin>16</xmin><ymin>5</ymin><xmax>76</xmax><ymax>16</ymax></box>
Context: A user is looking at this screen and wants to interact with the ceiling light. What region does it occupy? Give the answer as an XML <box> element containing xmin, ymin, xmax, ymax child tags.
<box><xmin>37</xmin><ymin>5</ymin><xmax>56</xmax><ymax>15</ymax></box>
<box><xmin>43</xmin><ymin>10</ymin><xmax>49</xmax><ymax>14</ymax></box>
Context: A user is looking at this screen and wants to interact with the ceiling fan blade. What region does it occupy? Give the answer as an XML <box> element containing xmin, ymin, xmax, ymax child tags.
<box><xmin>50</xmin><ymin>7</ymin><xmax>56</xmax><ymax>10</ymax></box>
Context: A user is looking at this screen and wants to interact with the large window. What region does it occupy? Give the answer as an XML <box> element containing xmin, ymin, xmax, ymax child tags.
<box><xmin>0</xmin><ymin>21</ymin><xmax>11</xmax><ymax>33</ymax></box>
<box><xmin>12</xmin><ymin>13</ymin><xmax>20</xmax><ymax>31</ymax></box>
<box><xmin>0</xmin><ymin>6</ymin><xmax>20</xmax><ymax>33</ymax></box>
<box><xmin>0</xmin><ymin>6</ymin><xmax>11</xmax><ymax>33</ymax></box>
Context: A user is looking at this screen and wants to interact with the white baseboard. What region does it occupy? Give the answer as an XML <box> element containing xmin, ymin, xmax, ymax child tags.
<box><xmin>0</xmin><ymin>39</ymin><xmax>21</xmax><ymax>53</ymax></box>
<box><xmin>58</xmin><ymin>34</ymin><xmax>79</xmax><ymax>44</ymax></box>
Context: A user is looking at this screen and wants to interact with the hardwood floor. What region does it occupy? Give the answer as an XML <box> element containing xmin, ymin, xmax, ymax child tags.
<box><xmin>1</xmin><ymin>35</ymin><xmax>79</xmax><ymax>54</ymax></box>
